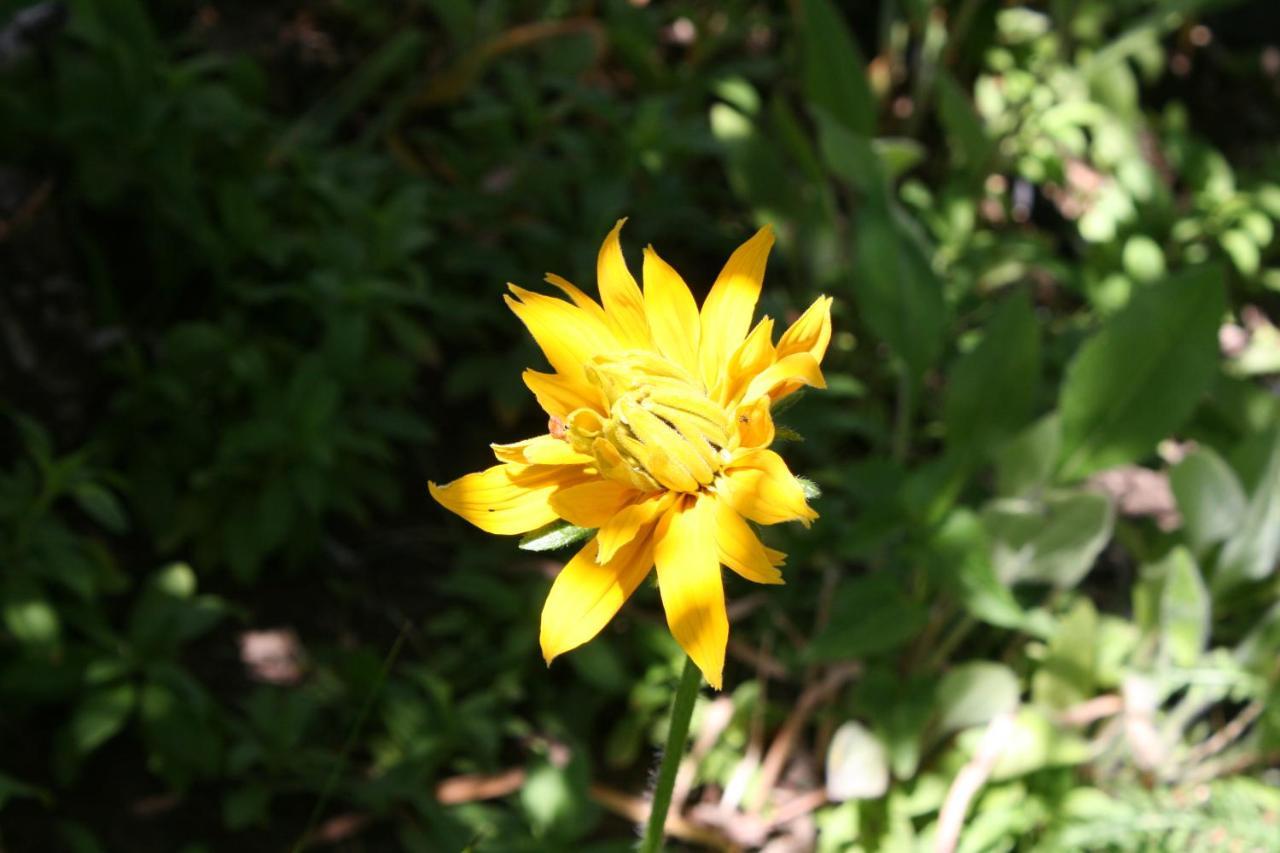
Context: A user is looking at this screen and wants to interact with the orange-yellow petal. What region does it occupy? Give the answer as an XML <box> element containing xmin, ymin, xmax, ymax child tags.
<box><xmin>742</xmin><ymin>352</ymin><xmax>826</xmax><ymax>404</ymax></box>
<box><xmin>776</xmin><ymin>296</ymin><xmax>833</xmax><ymax>363</ymax></box>
<box><xmin>596</xmin><ymin>491</ymin><xmax>675</xmax><ymax>564</ymax></box>
<box><xmin>714</xmin><ymin>497</ymin><xmax>784</xmax><ymax>585</ymax></box>
<box><xmin>540</xmin><ymin>530</ymin><xmax>657</xmax><ymax>664</ymax></box>
<box><xmin>731</xmin><ymin>397</ymin><xmax>776</xmax><ymax>451</ymax></box>
<box><xmin>506</xmin><ymin>285</ymin><xmax>619</xmax><ymax>382</ymax></box>
<box><xmin>699</xmin><ymin>225</ymin><xmax>775</xmax><ymax>389</ymax></box>
<box><xmin>492</xmin><ymin>435</ymin><xmax>593</xmax><ymax>466</ymax></box>
<box><xmin>549</xmin><ymin>479</ymin><xmax>639</xmax><ymax>528</ymax></box>
<box><xmin>721</xmin><ymin>449</ymin><xmax>818</xmax><ymax>528</ymax></box>
<box><xmin>430</xmin><ymin>463</ymin><xmax>590</xmax><ymax>535</ymax></box>
<box><xmin>717</xmin><ymin>316</ymin><xmax>776</xmax><ymax>405</ymax></box>
<box><xmin>643</xmin><ymin>246</ymin><xmax>701</xmax><ymax>377</ymax></box>
<box><xmin>597</xmin><ymin>219</ymin><xmax>652</xmax><ymax>349</ymax></box>
<box><xmin>523</xmin><ymin>370</ymin><xmax>603</xmax><ymax>419</ymax></box>
<box><xmin>654</xmin><ymin>493</ymin><xmax>728</xmax><ymax>690</ymax></box>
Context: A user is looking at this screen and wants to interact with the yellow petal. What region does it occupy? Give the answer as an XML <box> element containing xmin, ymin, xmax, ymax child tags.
<box><xmin>776</xmin><ymin>296</ymin><xmax>833</xmax><ymax>363</ymax></box>
<box><xmin>549</xmin><ymin>479</ymin><xmax>640</xmax><ymax>528</ymax></box>
<box><xmin>764</xmin><ymin>546</ymin><xmax>787</xmax><ymax>567</ymax></box>
<box><xmin>654</xmin><ymin>494</ymin><xmax>728</xmax><ymax>689</ymax></box>
<box><xmin>597</xmin><ymin>491</ymin><xmax>675</xmax><ymax>564</ymax></box>
<box><xmin>714</xmin><ymin>497</ymin><xmax>783</xmax><ymax>585</ymax></box>
<box><xmin>430</xmin><ymin>463</ymin><xmax>589</xmax><ymax>534</ymax></box>
<box><xmin>731</xmin><ymin>397</ymin><xmax>775</xmax><ymax>451</ymax></box>
<box><xmin>523</xmin><ymin>370</ymin><xmax>603</xmax><ymax>419</ymax></box>
<box><xmin>699</xmin><ymin>225</ymin><xmax>775</xmax><ymax>389</ymax></box>
<box><xmin>492</xmin><ymin>435</ymin><xmax>592</xmax><ymax>466</ymax></box>
<box><xmin>741</xmin><ymin>352</ymin><xmax>826</xmax><ymax>404</ymax></box>
<box><xmin>721</xmin><ymin>449</ymin><xmax>818</xmax><ymax>527</ymax></box>
<box><xmin>642</xmin><ymin>247</ymin><xmax>701</xmax><ymax>378</ymax></box>
<box><xmin>597</xmin><ymin>219</ymin><xmax>652</xmax><ymax>349</ymax></box>
<box><xmin>506</xmin><ymin>285</ymin><xmax>619</xmax><ymax>382</ymax></box>
<box><xmin>545</xmin><ymin>273</ymin><xmax>610</xmax><ymax>325</ymax></box>
<box><xmin>540</xmin><ymin>530</ymin><xmax>657</xmax><ymax>664</ymax></box>
<box><xmin>717</xmin><ymin>316</ymin><xmax>776</xmax><ymax>405</ymax></box>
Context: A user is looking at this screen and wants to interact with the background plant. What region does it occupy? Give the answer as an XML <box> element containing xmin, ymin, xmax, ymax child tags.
<box><xmin>1</xmin><ymin>0</ymin><xmax>1278</xmax><ymax>849</ymax></box>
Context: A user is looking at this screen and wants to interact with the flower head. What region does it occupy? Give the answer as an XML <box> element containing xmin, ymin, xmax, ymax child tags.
<box><xmin>430</xmin><ymin>221</ymin><xmax>831</xmax><ymax>688</ymax></box>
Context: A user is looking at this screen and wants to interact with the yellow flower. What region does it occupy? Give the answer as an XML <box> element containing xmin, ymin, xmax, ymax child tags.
<box><xmin>430</xmin><ymin>221</ymin><xmax>832</xmax><ymax>689</ymax></box>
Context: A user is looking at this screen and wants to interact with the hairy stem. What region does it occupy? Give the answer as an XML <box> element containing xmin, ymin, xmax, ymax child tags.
<box><xmin>639</xmin><ymin>655</ymin><xmax>701</xmax><ymax>853</ymax></box>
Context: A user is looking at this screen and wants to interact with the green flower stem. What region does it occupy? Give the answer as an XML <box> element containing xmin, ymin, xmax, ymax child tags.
<box><xmin>639</xmin><ymin>655</ymin><xmax>701</xmax><ymax>853</ymax></box>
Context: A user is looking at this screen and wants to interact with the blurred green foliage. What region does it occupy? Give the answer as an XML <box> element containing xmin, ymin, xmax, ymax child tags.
<box><xmin>2</xmin><ymin>0</ymin><xmax>1279</xmax><ymax>849</ymax></box>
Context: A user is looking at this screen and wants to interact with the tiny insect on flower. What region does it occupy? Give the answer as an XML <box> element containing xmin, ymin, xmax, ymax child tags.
<box><xmin>429</xmin><ymin>220</ymin><xmax>832</xmax><ymax>689</ymax></box>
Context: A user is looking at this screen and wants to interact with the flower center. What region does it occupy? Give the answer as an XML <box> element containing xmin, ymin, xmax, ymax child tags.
<box><xmin>565</xmin><ymin>352</ymin><xmax>731</xmax><ymax>493</ymax></box>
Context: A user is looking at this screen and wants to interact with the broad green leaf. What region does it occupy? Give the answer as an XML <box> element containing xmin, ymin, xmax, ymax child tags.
<box><xmin>1215</xmin><ymin>425</ymin><xmax>1280</xmax><ymax>591</ymax></box>
<box><xmin>873</xmin><ymin>137</ymin><xmax>925</xmax><ymax>179</ymax></box>
<box><xmin>68</xmin><ymin>683</ymin><xmax>135</xmax><ymax>757</ymax></box>
<box><xmin>797</xmin><ymin>0</ymin><xmax>876</xmax><ymax>135</ymax></box>
<box><xmin>1057</xmin><ymin>265</ymin><xmax>1225</xmax><ymax>480</ymax></box>
<box><xmin>985</xmin><ymin>491</ymin><xmax>1114</xmax><ymax>589</ymax></box>
<box><xmin>995</xmin><ymin>414</ymin><xmax>1062</xmax><ymax>498</ymax></box>
<box><xmin>1169</xmin><ymin>447</ymin><xmax>1247</xmax><ymax>554</ymax></box>
<box><xmin>853</xmin><ymin>205</ymin><xmax>946</xmax><ymax>379</ymax></box>
<box><xmin>929</xmin><ymin>509</ymin><xmax>1026</xmax><ymax>631</ymax></box>
<box><xmin>935</xmin><ymin>71</ymin><xmax>993</xmax><ymax>184</ymax></box>
<box><xmin>944</xmin><ymin>291</ymin><xmax>1040</xmax><ymax>462</ymax></box>
<box><xmin>826</xmin><ymin>721</ymin><xmax>889</xmax><ymax>801</ymax></box>
<box><xmin>72</xmin><ymin>482</ymin><xmax>129</xmax><ymax>534</ymax></box>
<box><xmin>1031</xmin><ymin>599</ymin><xmax>1098</xmax><ymax>709</ymax></box>
<box><xmin>934</xmin><ymin>661</ymin><xmax>1020</xmax><ymax>737</ymax></box>
<box><xmin>518</xmin><ymin>520</ymin><xmax>594</xmax><ymax>552</ymax></box>
<box><xmin>807</xmin><ymin>573</ymin><xmax>927</xmax><ymax>661</ymax></box>
<box><xmin>817</xmin><ymin>112</ymin><xmax>885</xmax><ymax>196</ymax></box>
<box><xmin>1157</xmin><ymin>547</ymin><xmax>1210</xmax><ymax>667</ymax></box>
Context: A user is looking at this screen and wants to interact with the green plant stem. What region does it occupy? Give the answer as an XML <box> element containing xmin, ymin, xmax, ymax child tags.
<box><xmin>639</xmin><ymin>655</ymin><xmax>701</xmax><ymax>853</ymax></box>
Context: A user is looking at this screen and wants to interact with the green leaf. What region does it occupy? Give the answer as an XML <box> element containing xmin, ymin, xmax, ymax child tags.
<box><xmin>929</xmin><ymin>510</ymin><xmax>1026</xmax><ymax>631</ymax></box>
<box><xmin>934</xmin><ymin>662</ymin><xmax>1020</xmax><ymax>737</ymax></box>
<box><xmin>853</xmin><ymin>204</ymin><xmax>946</xmax><ymax>379</ymax></box>
<box><xmin>807</xmin><ymin>573</ymin><xmax>927</xmax><ymax>661</ymax></box>
<box><xmin>797</xmin><ymin>0</ymin><xmax>876</xmax><ymax>135</ymax></box>
<box><xmin>68</xmin><ymin>683</ymin><xmax>135</xmax><ymax>757</ymax></box>
<box><xmin>0</xmin><ymin>771</ymin><xmax>49</xmax><ymax>808</ymax></box>
<box><xmin>935</xmin><ymin>71</ymin><xmax>993</xmax><ymax>184</ymax></box>
<box><xmin>985</xmin><ymin>491</ymin><xmax>1115</xmax><ymax>589</ymax></box>
<box><xmin>1031</xmin><ymin>599</ymin><xmax>1098</xmax><ymax>709</ymax></box>
<box><xmin>224</xmin><ymin>785</ymin><xmax>271</xmax><ymax>831</ymax></box>
<box><xmin>817</xmin><ymin>112</ymin><xmax>885</xmax><ymax>195</ymax></box>
<box><xmin>826</xmin><ymin>721</ymin><xmax>889</xmax><ymax>801</ymax></box>
<box><xmin>1169</xmin><ymin>447</ymin><xmax>1247</xmax><ymax>554</ymax></box>
<box><xmin>1157</xmin><ymin>547</ymin><xmax>1210</xmax><ymax>667</ymax></box>
<box><xmin>519</xmin><ymin>751</ymin><xmax>595</xmax><ymax>840</ymax></box>
<box><xmin>72</xmin><ymin>482</ymin><xmax>129</xmax><ymax>534</ymax></box>
<box><xmin>1057</xmin><ymin>265</ymin><xmax>1225</xmax><ymax>480</ymax></box>
<box><xmin>519</xmin><ymin>521</ymin><xmax>594</xmax><ymax>553</ymax></box>
<box><xmin>957</xmin><ymin>707</ymin><xmax>1089</xmax><ymax>782</ymax></box>
<box><xmin>1215</xmin><ymin>425</ymin><xmax>1280</xmax><ymax>591</ymax></box>
<box><xmin>995</xmin><ymin>414</ymin><xmax>1062</xmax><ymax>498</ymax></box>
<box><xmin>944</xmin><ymin>291</ymin><xmax>1040</xmax><ymax>462</ymax></box>
<box><xmin>873</xmin><ymin>137</ymin><xmax>925</xmax><ymax>179</ymax></box>
<box><xmin>3</xmin><ymin>583</ymin><xmax>61</xmax><ymax>646</ymax></box>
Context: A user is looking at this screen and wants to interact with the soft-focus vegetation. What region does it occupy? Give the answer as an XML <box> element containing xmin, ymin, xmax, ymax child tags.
<box><xmin>3</xmin><ymin>0</ymin><xmax>1280</xmax><ymax>849</ymax></box>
